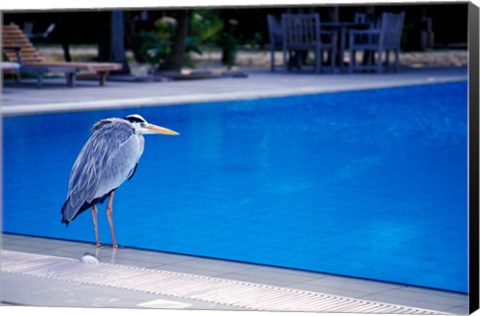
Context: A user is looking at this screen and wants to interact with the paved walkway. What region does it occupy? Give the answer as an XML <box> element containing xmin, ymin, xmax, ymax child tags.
<box><xmin>2</xmin><ymin>66</ymin><xmax>467</xmax><ymax>116</ymax></box>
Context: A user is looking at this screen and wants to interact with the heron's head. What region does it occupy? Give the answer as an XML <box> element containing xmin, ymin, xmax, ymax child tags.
<box><xmin>124</xmin><ymin>114</ymin><xmax>179</xmax><ymax>136</ymax></box>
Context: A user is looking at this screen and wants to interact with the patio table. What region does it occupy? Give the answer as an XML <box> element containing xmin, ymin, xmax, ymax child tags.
<box><xmin>321</xmin><ymin>22</ymin><xmax>371</xmax><ymax>71</ymax></box>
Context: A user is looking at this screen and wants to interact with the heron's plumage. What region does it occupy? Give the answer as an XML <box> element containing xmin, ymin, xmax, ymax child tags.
<box><xmin>61</xmin><ymin>118</ymin><xmax>144</xmax><ymax>224</ymax></box>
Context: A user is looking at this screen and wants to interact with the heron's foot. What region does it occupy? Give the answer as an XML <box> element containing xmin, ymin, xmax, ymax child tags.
<box><xmin>112</xmin><ymin>243</ymin><xmax>119</xmax><ymax>248</ymax></box>
<box><xmin>95</xmin><ymin>242</ymin><xmax>101</xmax><ymax>248</ymax></box>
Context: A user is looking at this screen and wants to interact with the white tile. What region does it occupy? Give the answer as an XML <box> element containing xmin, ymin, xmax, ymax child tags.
<box><xmin>137</xmin><ymin>298</ymin><xmax>192</xmax><ymax>309</ymax></box>
<box><xmin>291</xmin><ymin>282</ymin><xmax>370</xmax><ymax>298</ymax></box>
<box><xmin>158</xmin><ymin>263</ymin><xmax>225</xmax><ymax>277</ymax></box>
<box><xmin>173</xmin><ymin>258</ymin><xmax>255</xmax><ymax>274</ymax></box>
<box><xmin>299</xmin><ymin>275</ymin><xmax>402</xmax><ymax>294</ymax></box>
<box><xmin>363</xmin><ymin>288</ymin><xmax>468</xmax><ymax>311</ymax></box>
<box><xmin>377</xmin><ymin>287</ymin><xmax>467</xmax><ymax>304</ymax></box>
<box><xmin>219</xmin><ymin>272</ymin><xmax>300</xmax><ymax>287</ymax></box>
<box><xmin>223</xmin><ymin>267</ymin><xmax>324</xmax><ymax>286</ymax></box>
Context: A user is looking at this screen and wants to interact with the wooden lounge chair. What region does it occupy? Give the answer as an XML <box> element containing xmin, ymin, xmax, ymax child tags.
<box><xmin>2</xmin><ymin>23</ymin><xmax>121</xmax><ymax>87</ymax></box>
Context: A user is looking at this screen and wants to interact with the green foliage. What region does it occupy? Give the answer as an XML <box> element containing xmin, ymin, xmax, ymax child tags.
<box><xmin>219</xmin><ymin>18</ymin><xmax>239</xmax><ymax>68</ymax></box>
<box><xmin>139</xmin><ymin>17</ymin><xmax>176</xmax><ymax>71</ymax></box>
<box><xmin>189</xmin><ymin>10</ymin><xmax>223</xmax><ymax>47</ymax></box>
<box><xmin>139</xmin><ymin>10</ymin><xmax>224</xmax><ymax>70</ymax></box>
<box><xmin>245</xmin><ymin>32</ymin><xmax>264</xmax><ymax>50</ymax></box>
<box><xmin>220</xmin><ymin>32</ymin><xmax>238</xmax><ymax>68</ymax></box>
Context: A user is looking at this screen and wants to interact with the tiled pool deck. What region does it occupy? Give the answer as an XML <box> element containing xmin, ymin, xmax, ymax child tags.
<box><xmin>0</xmin><ymin>66</ymin><xmax>471</xmax><ymax>313</ymax></box>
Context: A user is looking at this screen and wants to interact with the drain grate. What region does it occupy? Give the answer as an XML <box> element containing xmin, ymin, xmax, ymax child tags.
<box><xmin>1</xmin><ymin>250</ymin><xmax>447</xmax><ymax>313</ymax></box>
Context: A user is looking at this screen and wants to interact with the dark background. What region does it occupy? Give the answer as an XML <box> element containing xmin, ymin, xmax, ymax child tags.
<box><xmin>3</xmin><ymin>3</ymin><xmax>468</xmax><ymax>50</ymax></box>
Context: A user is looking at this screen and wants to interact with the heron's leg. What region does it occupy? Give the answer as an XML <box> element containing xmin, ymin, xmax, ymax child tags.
<box><xmin>92</xmin><ymin>205</ymin><xmax>101</xmax><ymax>247</ymax></box>
<box><xmin>106</xmin><ymin>191</ymin><xmax>118</xmax><ymax>248</ymax></box>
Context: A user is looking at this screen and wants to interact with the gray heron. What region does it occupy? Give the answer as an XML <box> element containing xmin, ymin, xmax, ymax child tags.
<box><xmin>61</xmin><ymin>114</ymin><xmax>179</xmax><ymax>248</ymax></box>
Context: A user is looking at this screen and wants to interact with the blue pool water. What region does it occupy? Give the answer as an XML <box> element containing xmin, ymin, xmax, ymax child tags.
<box><xmin>3</xmin><ymin>82</ymin><xmax>468</xmax><ymax>293</ymax></box>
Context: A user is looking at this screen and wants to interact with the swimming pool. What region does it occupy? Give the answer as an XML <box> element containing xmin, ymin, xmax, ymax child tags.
<box><xmin>2</xmin><ymin>81</ymin><xmax>468</xmax><ymax>293</ymax></box>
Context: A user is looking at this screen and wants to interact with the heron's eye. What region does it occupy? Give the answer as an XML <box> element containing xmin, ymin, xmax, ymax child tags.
<box><xmin>141</xmin><ymin>122</ymin><xmax>147</xmax><ymax>128</ymax></box>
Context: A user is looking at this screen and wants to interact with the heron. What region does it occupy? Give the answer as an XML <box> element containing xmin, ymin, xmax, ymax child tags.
<box><xmin>61</xmin><ymin>114</ymin><xmax>179</xmax><ymax>248</ymax></box>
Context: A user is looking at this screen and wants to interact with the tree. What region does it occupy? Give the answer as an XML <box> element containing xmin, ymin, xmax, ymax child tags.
<box><xmin>125</xmin><ymin>11</ymin><xmax>146</xmax><ymax>63</ymax></box>
<box><xmin>158</xmin><ymin>10</ymin><xmax>189</xmax><ymax>71</ymax></box>
<box><xmin>219</xmin><ymin>9</ymin><xmax>239</xmax><ymax>68</ymax></box>
<box><xmin>110</xmin><ymin>10</ymin><xmax>130</xmax><ymax>74</ymax></box>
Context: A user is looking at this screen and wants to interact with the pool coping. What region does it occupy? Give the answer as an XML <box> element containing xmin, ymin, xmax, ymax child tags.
<box><xmin>0</xmin><ymin>233</ymin><xmax>469</xmax><ymax>313</ymax></box>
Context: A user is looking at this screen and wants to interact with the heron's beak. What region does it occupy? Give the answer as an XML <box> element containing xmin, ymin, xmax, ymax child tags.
<box><xmin>146</xmin><ymin>124</ymin><xmax>180</xmax><ymax>136</ymax></box>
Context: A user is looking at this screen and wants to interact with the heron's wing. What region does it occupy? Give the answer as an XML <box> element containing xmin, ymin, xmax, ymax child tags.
<box><xmin>62</xmin><ymin>119</ymin><xmax>141</xmax><ymax>223</ymax></box>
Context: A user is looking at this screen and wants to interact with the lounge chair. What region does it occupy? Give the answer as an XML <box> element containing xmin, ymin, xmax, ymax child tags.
<box><xmin>2</xmin><ymin>23</ymin><xmax>121</xmax><ymax>87</ymax></box>
<box><xmin>354</xmin><ymin>13</ymin><xmax>367</xmax><ymax>24</ymax></box>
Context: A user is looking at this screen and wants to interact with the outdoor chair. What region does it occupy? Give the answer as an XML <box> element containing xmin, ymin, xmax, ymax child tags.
<box><xmin>348</xmin><ymin>12</ymin><xmax>405</xmax><ymax>73</ymax></box>
<box><xmin>420</xmin><ymin>17</ymin><xmax>435</xmax><ymax>50</ymax></box>
<box><xmin>267</xmin><ymin>15</ymin><xmax>284</xmax><ymax>72</ymax></box>
<box><xmin>354</xmin><ymin>13</ymin><xmax>367</xmax><ymax>23</ymax></box>
<box><xmin>2</xmin><ymin>23</ymin><xmax>121</xmax><ymax>87</ymax></box>
<box><xmin>281</xmin><ymin>13</ymin><xmax>337</xmax><ymax>74</ymax></box>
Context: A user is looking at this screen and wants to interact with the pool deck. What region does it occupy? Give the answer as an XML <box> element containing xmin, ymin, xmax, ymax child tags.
<box><xmin>1</xmin><ymin>66</ymin><xmax>467</xmax><ymax>116</ymax></box>
<box><xmin>1</xmin><ymin>234</ymin><xmax>469</xmax><ymax>313</ymax></box>
<box><xmin>0</xmin><ymin>66</ymin><xmax>471</xmax><ymax>314</ymax></box>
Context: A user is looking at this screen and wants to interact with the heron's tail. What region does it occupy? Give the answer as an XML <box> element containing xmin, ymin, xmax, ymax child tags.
<box><xmin>61</xmin><ymin>196</ymin><xmax>99</xmax><ymax>226</ymax></box>
<box><xmin>61</xmin><ymin>197</ymin><xmax>84</xmax><ymax>226</ymax></box>
<box><xmin>61</xmin><ymin>198</ymin><xmax>73</xmax><ymax>226</ymax></box>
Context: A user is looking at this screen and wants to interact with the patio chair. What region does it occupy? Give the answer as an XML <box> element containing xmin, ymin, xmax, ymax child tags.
<box><xmin>267</xmin><ymin>15</ymin><xmax>284</xmax><ymax>72</ymax></box>
<box><xmin>348</xmin><ymin>12</ymin><xmax>405</xmax><ymax>73</ymax></box>
<box><xmin>2</xmin><ymin>23</ymin><xmax>121</xmax><ymax>87</ymax></box>
<box><xmin>281</xmin><ymin>13</ymin><xmax>337</xmax><ymax>74</ymax></box>
<box><xmin>354</xmin><ymin>13</ymin><xmax>367</xmax><ymax>23</ymax></box>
